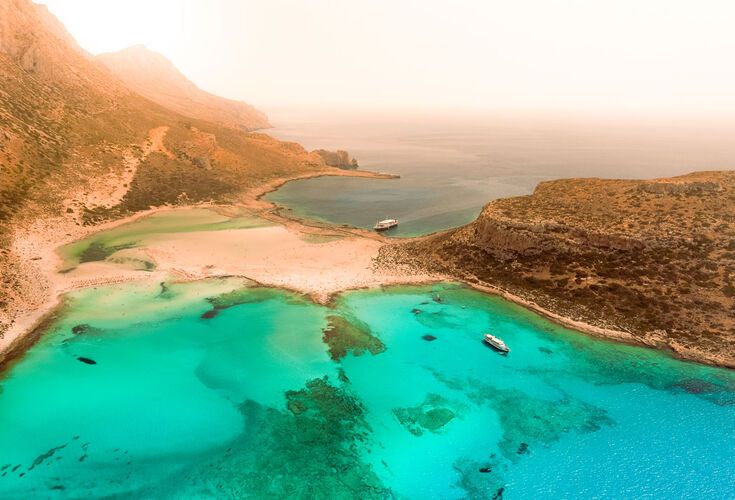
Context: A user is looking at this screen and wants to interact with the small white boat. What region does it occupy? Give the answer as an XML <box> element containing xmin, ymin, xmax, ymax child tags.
<box><xmin>483</xmin><ymin>333</ymin><xmax>509</xmax><ymax>353</ymax></box>
<box><xmin>373</xmin><ymin>218</ymin><xmax>398</xmax><ymax>231</ymax></box>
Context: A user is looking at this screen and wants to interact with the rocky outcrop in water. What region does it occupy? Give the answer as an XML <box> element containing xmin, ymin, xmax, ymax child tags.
<box><xmin>313</xmin><ymin>149</ymin><xmax>359</xmax><ymax>169</ymax></box>
<box><xmin>322</xmin><ymin>314</ymin><xmax>385</xmax><ymax>361</ymax></box>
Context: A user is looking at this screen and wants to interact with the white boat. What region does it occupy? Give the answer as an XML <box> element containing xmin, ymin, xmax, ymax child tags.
<box><xmin>483</xmin><ymin>333</ymin><xmax>509</xmax><ymax>353</ymax></box>
<box><xmin>373</xmin><ymin>218</ymin><xmax>398</xmax><ymax>231</ymax></box>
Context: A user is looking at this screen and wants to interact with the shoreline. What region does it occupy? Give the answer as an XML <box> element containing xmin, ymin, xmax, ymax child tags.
<box><xmin>248</xmin><ymin>167</ymin><xmax>400</xmax><ymax>242</ymax></box>
<box><xmin>2</xmin><ymin>168</ymin><xmax>731</xmax><ymax>372</ymax></box>
<box><xmin>462</xmin><ymin>281</ymin><xmax>735</xmax><ymax>370</ymax></box>
<box><xmin>0</xmin><ymin>167</ymin><xmax>413</xmax><ymax>369</ymax></box>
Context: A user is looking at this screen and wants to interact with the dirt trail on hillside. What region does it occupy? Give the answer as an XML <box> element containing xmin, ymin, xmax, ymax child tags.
<box><xmin>148</xmin><ymin>125</ymin><xmax>175</xmax><ymax>158</ymax></box>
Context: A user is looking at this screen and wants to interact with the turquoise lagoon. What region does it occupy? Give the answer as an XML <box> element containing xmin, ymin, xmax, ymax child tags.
<box><xmin>58</xmin><ymin>208</ymin><xmax>268</xmax><ymax>271</ymax></box>
<box><xmin>0</xmin><ymin>280</ymin><xmax>734</xmax><ymax>498</ymax></box>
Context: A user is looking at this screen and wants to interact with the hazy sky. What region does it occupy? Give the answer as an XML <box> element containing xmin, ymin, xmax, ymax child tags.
<box><xmin>38</xmin><ymin>0</ymin><xmax>735</xmax><ymax>114</ymax></box>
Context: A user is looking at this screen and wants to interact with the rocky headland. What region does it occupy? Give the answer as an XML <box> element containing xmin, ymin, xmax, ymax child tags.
<box><xmin>378</xmin><ymin>171</ymin><xmax>735</xmax><ymax>367</ymax></box>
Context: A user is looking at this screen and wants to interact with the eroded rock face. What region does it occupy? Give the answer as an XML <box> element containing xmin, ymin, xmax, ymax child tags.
<box><xmin>470</xmin><ymin>218</ymin><xmax>646</xmax><ymax>259</ymax></box>
<box><xmin>471</xmin><ymin>219</ymin><xmax>556</xmax><ymax>259</ymax></box>
<box><xmin>638</xmin><ymin>181</ymin><xmax>721</xmax><ymax>195</ymax></box>
<box><xmin>379</xmin><ymin>171</ymin><xmax>735</xmax><ymax>368</ymax></box>
<box><xmin>0</xmin><ymin>0</ymin><xmax>105</xmax><ymax>82</ymax></box>
<box><xmin>313</xmin><ymin>149</ymin><xmax>359</xmax><ymax>169</ymax></box>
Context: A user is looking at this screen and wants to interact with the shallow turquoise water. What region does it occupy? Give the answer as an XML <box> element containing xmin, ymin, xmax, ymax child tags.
<box><xmin>0</xmin><ymin>280</ymin><xmax>733</xmax><ymax>498</ymax></box>
<box><xmin>58</xmin><ymin>208</ymin><xmax>267</xmax><ymax>270</ymax></box>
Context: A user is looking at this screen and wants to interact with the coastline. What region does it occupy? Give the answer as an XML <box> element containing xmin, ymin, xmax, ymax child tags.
<box><xmin>258</xmin><ymin>176</ymin><xmax>735</xmax><ymax>369</ymax></box>
<box><xmin>2</xmin><ymin>167</ymin><xmax>731</xmax><ymax>372</ymax></box>
<box><xmin>0</xmin><ymin>167</ymin><xmax>413</xmax><ymax>370</ymax></box>
<box><xmin>461</xmin><ymin>278</ymin><xmax>735</xmax><ymax>369</ymax></box>
<box><xmin>247</xmin><ymin>166</ymin><xmax>400</xmax><ymax>241</ymax></box>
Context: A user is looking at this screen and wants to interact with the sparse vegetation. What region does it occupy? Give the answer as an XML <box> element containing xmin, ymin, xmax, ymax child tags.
<box><xmin>0</xmin><ymin>0</ymin><xmax>331</xmax><ymax>340</ymax></box>
<box><xmin>379</xmin><ymin>171</ymin><xmax>735</xmax><ymax>367</ymax></box>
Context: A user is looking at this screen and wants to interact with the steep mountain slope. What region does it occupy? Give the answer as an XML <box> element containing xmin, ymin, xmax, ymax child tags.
<box><xmin>97</xmin><ymin>45</ymin><xmax>271</xmax><ymax>131</ymax></box>
<box><xmin>379</xmin><ymin>171</ymin><xmax>735</xmax><ymax>367</ymax></box>
<box><xmin>0</xmin><ymin>0</ymin><xmax>325</xmax><ymax>338</ymax></box>
<box><xmin>31</xmin><ymin>2</ymin><xmax>88</xmax><ymax>56</ymax></box>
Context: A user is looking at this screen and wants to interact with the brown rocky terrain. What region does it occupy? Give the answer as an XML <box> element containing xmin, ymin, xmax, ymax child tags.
<box><xmin>379</xmin><ymin>171</ymin><xmax>735</xmax><ymax>367</ymax></box>
<box><xmin>96</xmin><ymin>45</ymin><xmax>271</xmax><ymax>131</ymax></box>
<box><xmin>0</xmin><ymin>0</ymin><xmax>339</xmax><ymax>340</ymax></box>
<box><xmin>313</xmin><ymin>149</ymin><xmax>358</xmax><ymax>169</ymax></box>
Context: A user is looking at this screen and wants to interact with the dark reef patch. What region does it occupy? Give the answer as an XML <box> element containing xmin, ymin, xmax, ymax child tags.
<box><xmin>71</xmin><ymin>324</ymin><xmax>89</xmax><ymax>334</ymax></box>
<box><xmin>70</xmin><ymin>324</ymin><xmax>104</xmax><ymax>337</ymax></box>
<box><xmin>200</xmin><ymin>287</ymin><xmax>301</xmax><ymax>320</ymax></box>
<box><xmin>200</xmin><ymin>309</ymin><xmax>219</xmax><ymax>320</ymax></box>
<box><xmin>162</xmin><ymin>377</ymin><xmax>390</xmax><ymax>498</ymax></box>
<box><xmin>414</xmin><ymin>310</ymin><xmax>464</xmax><ymax>330</ymax></box>
<box><xmin>562</xmin><ymin>341</ymin><xmax>735</xmax><ymax>406</ymax></box>
<box><xmin>467</xmin><ymin>382</ymin><xmax>614</xmax><ymax>462</ymax></box>
<box><xmin>30</xmin><ymin>444</ymin><xmax>67</xmax><ymax>470</ymax></box>
<box><xmin>78</xmin><ymin>241</ymin><xmax>137</xmax><ymax>264</ymax></box>
<box><xmin>453</xmin><ymin>457</ymin><xmax>507</xmax><ymax>499</ymax></box>
<box><xmin>393</xmin><ymin>393</ymin><xmax>460</xmax><ymax>436</ymax></box>
<box><xmin>157</xmin><ymin>281</ymin><xmax>176</xmax><ymax>300</ymax></box>
<box><xmin>208</xmin><ymin>287</ymin><xmax>295</xmax><ymax>309</ymax></box>
<box><xmin>322</xmin><ymin>314</ymin><xmax>385</xmax><ymax>361</ymax></box>
<box><xmin>107</xmin><ymin>256</ymin><xmax>156</xmax><ymax>271</ymax></box>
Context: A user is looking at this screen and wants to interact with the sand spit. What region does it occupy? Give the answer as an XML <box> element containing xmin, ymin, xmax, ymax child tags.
<box><xmin>5</xmin><ymin>167</ymin><xmax>729</xmax><ymax>371</ymax></box>
<box><xmin>0</xmin><ymin>168</ymin><xmax>428</xmax><ymax>368</ymax></box>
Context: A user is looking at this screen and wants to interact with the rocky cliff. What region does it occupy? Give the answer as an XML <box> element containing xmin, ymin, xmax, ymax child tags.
<box><xmin>379</xmin><ymin>171</ymin><xmax>735</xmax><ymax>367</ymax></box>
<box><xmin>313</xmin><ymin>149</ymin><xmax>359</xmax><ymax>169</ymax></box>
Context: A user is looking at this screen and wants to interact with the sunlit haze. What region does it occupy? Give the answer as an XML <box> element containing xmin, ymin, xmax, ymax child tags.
<box><xmin>35</xmin><ymin>0</ymin><xmax>735</xmax><ymax>115</ymax></box>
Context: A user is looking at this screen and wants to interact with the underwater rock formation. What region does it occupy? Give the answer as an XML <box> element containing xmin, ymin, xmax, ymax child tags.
<box><xmin>393</xmin><ymin>393</ymin><xmax>459</xmax><ymax>436</ymax></box>
<box><xmin>322</xmin><ymin>314</ymin><xmax>385</xmax><ymax>361</ymax></box>
<box><xmin>168</xmin><ymin>377</ymin><xmax>391</xmax><ymax>498</ymax></box>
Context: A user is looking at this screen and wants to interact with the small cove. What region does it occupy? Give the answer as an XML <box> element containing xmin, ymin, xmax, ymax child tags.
<box><xmin>264</xmin><ymin>112</ymin><xmax>735</xmax><ymax>236</ymax></box>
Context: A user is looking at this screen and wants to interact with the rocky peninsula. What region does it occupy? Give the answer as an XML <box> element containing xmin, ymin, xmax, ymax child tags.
<box><xmin>378</xmin><ymin>171</ymin><xmax>735</xmax><ymax>368</ymax></box>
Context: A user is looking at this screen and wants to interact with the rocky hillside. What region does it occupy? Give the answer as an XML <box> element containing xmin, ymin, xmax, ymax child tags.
<box><xmin>379</xmin><ymin>171</ymin><xmax>735</xmax><ymax>367</ymax></box>
<box><xmin>97</xmin><ymin>45</ymin><xmax>271</xmax><ymax>131</ymax></box>
<box><xmin>0</xmin><ymin>0</ymin><xmax>327</xmax><ymax>338</ymax></box>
